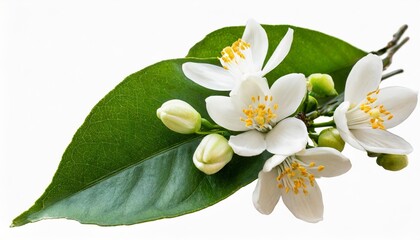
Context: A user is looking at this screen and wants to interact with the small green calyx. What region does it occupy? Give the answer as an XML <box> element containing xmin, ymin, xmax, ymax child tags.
<box><xmin>318</xmin><ymin>128</ymin><xmax>345</xmax><ymax>152</ymax></box>
<box><xmin>376</xmin><ymin>154</ymin><xmax>408</xmax><ymax>171</ymax></box>
<box><xmin>308</xmin><ymin>73</ymin><xmax>338</xmax><ymax>98</ymax></box>
<box><xmin>306</xmin><ymin>95</ymin><xmax>319</xmax><ymax>113</ymax></box>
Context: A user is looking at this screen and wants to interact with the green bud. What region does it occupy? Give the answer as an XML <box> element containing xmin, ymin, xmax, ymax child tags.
<box><xmin>376</xmin><ymin>154</ymin><xmax>408</xmax><ymax>171</ymax></box>
<box><xmin>157</xmin><ymin>99</ymin><xmax>201</xmax><ymax>134</ymax></box>
<box><xmin>193</xmin><ymin>134</ymin><xmax>233</xmax><ymax>175</ymax></box>
<box><xmin>306</xmin><ymin>95</ymin><xmax>318</xmax><ymax>113</ymax></box>
<box><xmin>308</xmin><ymin>73</ymin><xmax>338</xmax><ymax>97</ymax></box>
<box><xmin>318</xmin><ymin>128</ymin><xmax>345</xmax><ymax>152</ymax></box>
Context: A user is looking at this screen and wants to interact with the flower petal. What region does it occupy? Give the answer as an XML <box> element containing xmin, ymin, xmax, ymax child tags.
<box><xmin>333</xmin><ymin>101</ymin><xmax>365</xmax><ymax>151</ymax></box>
<box><xmin>351</xmin><ymin>129</ymin><xmax>413</xmax><ymax>154</ymax></box>
<box><xmin>373</xmin><ymin>86</ymin><xmax>418</xmax><ymax>129</ymax></box>
<box><xmin>252</xmin><ymin>169</ymin><xmax>282</xmax><ymax>215</ymax></box>
<box><xmin>206</xmin><ymin>96</ymin><xmax>248</xmax><ymax>131</ymax></box>
<box><xmin>229</xmin><ymin>77</ymin><xmax>270</xmax><ymax>109</ymax></box>
<box><xmin>281</xmin><ymin>181</ymin><xmax>324</xmax><ymax>223</ymax></box>
<box><xmin>344</xmin><ymin>54</ymin><xmax>382</xmax><ymax>104</ymax></box>
<box><xmin>182</xmin><ymin>62</ymin><xmax>236</xmax><ymax>91</ymax></box>
<box><xmin>242</xmin><ymin>19</ymin><xmax>268</xmax><ymax>72</ymax></box>
<box><xmin>261</xmin><ymin>28</ymin><xmax>294</xmax><ymax>76</ymax></box>
<box><xmin>229</xmin><ymin>130</ymin><xmax>266</xmax><ymax>156</ymax></box>
<box><xmin>296</xmin><ymin>147</ymin><xmax>351</xmax><ymax>178</ymax></box>
<box><xmin>270</xmin><ymin>73</ymin><xmax>307</xmax><ymax>121</ymax></box>
<box><xmin>263</xmin><ymin>154</ymin><xmax>287</xmax><ymax>172</ymax></box>
<box><xmin>266</xmin><ymin>117</ymin><xmax>307</xmax><ymax>155</ymax></box>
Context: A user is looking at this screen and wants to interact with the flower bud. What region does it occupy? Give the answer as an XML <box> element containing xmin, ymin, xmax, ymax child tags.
<box><xmin>157</xmin><ymin>99</ymin><xmax>201</xmax><ymax>134</ymax></box>
<box><xmin>306</xmin><ymin>95</ymin><xmax>318</xmax><ymax>113</ymax></box>
<box><xmin>308</xmin><ymin>73</ymin><xmax>338</xmax><ymax>98</ymax></box>
<box><xmin>376</xmin><ymin>154</ymin><xmax>408</xmax><ymax>171</ymax></box>
<box><xmin>193</xmin><ymin>134</ymin><xmax>233</xmax><ymax>175</ymax></box>
<box><xmin>318</xmin><ymin>128</ymin><xmax>345</xmax><ymax>152</ymax></box>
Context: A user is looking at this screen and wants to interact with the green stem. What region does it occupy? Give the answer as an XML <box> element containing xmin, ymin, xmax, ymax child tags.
<box><xmin>196</xmin><ymin>129</ymin><xmax>230</xmax><ymax>136</ymax></box>
<box><xmin>311</xmin><ymin>120</ymin><xmax>335</xmax><ymax>128</ymax></box>
<box><xmin>308</xmin><ymin>132</ymin><xmax>319</xmax><ymax>139</ymax></box>
<box><xmin>200</xmin><ymin>118</ymin><xmax>220</xmax><ymax>130</ymax></box>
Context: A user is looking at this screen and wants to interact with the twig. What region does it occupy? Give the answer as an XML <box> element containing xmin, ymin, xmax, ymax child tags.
<box><xmin>382</xmin><ymin>69</ymin><xmax>404</xmax><ymax>81</ymax></box>
<box><xmin>372</xmin><ymin>24</ymin><xmax>408</xmax><ymax>56</ymax></box>
<box><xmin>383</xmin><ymin>37</ymin><xmax>409</xmax><ymax>70</ymax></box>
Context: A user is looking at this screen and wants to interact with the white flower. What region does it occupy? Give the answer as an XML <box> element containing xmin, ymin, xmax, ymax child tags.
<box><xmin>253</xmin><ymin>147</ymin><xmax>351</xmax><ymax>223</ymax></box>
<box><xmin>334</xmin><ymin>54</ymin><xmax>418</xmax><ymax>154</ymax></box>
<box><xmin>182</xmin><ymin>19</ymin><xmax>294</xmax><ymax>91</ymax></box>
<box><xmin>206</xmin><ymin>74</ymin><xmax>307</xmax><ymax>156</ymax></box>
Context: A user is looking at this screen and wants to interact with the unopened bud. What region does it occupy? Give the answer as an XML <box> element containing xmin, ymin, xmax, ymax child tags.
<box><xmin>318</xmin><ymin>128</ymin><xmax>345</xmax><ymax>152</ymax></box>
<box><xmin>157</xmin><ymin>99</ymin><xmax>201</xmax><ymax>134</ymax></box>
<box><xmin>306</xmin><ymin>95</ymin><xmax>318</xmax><ymax>113</ymax></box>
<box><xmin>376</xmin><ymin>154</ymin><xmax>408</xmax><ymax>171</ymax></box>
<box><xmin>308</xmin><ymin>73</ymin><xmax>338</xmax><ymax>98</ymax></box>
<box><xmin>193</xmin><ymin>134</ymin><xmax>233</xmax><ymax>175</ymax></box>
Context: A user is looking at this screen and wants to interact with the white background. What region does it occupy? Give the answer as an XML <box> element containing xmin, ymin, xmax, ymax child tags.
<box><xmin>1</xmin><ymin>0</ymin><xmax>419</xmax><ymax>239</ymax></box>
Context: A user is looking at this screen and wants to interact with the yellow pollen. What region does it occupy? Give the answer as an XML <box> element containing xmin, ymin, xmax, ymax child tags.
<box><xmin>277</xmin><ymin>160</ymin><xmax>323</xmax><ymax>196</ymax></box>
<box><xmin>240</xmin><ymin>95</ymin><xmax>278</xmax><ymax>131</ymax></box>
<box><xmin>359</xmin><ymin>89</ymin><xmax>393</xmax><ymax>130</ymax></box>
<box><xmin>219</xmin><ymin>39</ymin><xmax>251</xmax><ymax>69</ymax></box>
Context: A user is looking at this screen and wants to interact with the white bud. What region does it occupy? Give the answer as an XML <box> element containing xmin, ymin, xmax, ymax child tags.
<box><xmin>157</xmin><ymin>99</ymin><xmax>201</xmax><ymax>134</ymax></box>
<box><xmin>193</xmin><ymin>134</ymin><xmax>233</xmax><ymax>175</ymax></box>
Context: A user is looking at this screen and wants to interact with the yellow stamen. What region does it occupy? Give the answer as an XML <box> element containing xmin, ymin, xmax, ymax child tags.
<box><xmin>240</xmin><ymin>95</ymin><xmax>278</xmax><ymax>132</ymax></box>
<box><xmin>219</xmin><ymin>39</ymin><xmax>251</xmax><ymax>69</ymax></box>
<box><xmin>277</xmin><ymin>159</ymin><xmax>324</xmax><ymax>196</ymax></box>
<box><xmin>359</xmin><ymin>88</ymin><xmax>392</xmax><ymax>130</ymax></box>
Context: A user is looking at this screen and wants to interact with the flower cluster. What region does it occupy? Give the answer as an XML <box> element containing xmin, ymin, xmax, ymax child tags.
<box><xmin>157</xmin><ymin>19</ymin><xmax>417</xmax><ymax>223</ymax></box>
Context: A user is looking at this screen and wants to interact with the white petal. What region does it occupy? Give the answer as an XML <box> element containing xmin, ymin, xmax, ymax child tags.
<box><xmin>253</xmin><ymin>169</ymin><xmax>282</xmax><ymax>215</ymax></box>
<box><xmin>206</xmin><ymin>96</ymin><xmax>248</xmax><ymax>131</ymax></box>
<box><xmin>229</xmin><ymin>131</ymin><xmax>266</xmax><ymax>156</ymax></box>
<box><xmin>296</xmin><ymin>148</ymin><xmax>351</xmax><ymax>178</ymax></box>
<box><xmin>344</xmin><ymin>54</ymin><xmax>382</xmax><ymax>104</ymax></box>
<box><xmin>263</xmin><ymin>154</ymin><xmax>287</xmax><ymax>172</ymax></box>
<box><xmin>242</xmin><ymin>19</ymin><xmax>268</xmax><ymax>72</ymax></box>
<box><xmin>230</xmin><ymin>76</ymin><xmax>270</xmax><ymax>103</ymax></box>
<box><xmin>266</xmin><ymin>118</ymin><xmax>307</xmax><ymax>155</ymax></box>
<box><xmin>333</xmin><ymin>102</ymin><xmax>365</xmax><ymax>151</ymax></box>
<box><xmin>261</xmin><ymin>28</ymin><xmax>294</xmax><ymax>76</ymax></box>
<box><xmin>373</xmin><ymin>86</ymin><xmax>418</xmax><ymax>129</ymax></box>
<box><xmin>281</xmin><ymin>181</ymin><xmax>324</xmax><ymax>223</ymax></box>
<box><xmin>182</xmin><ymin>62</ymin><xmax>236</xmax><ymax>91</ymax></box>
<box><xmin>270</xmin><ymin>73</ymin><xmax>307</xmax><ymax>121</ymax></box>
<box><xmin>352</xmin><ymin>129</ymin><xmax>413</xmax><ymax>154</ymax></box>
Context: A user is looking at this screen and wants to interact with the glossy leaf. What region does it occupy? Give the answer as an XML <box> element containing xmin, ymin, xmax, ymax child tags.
<box><xmin>13</xmin><ymin>24</ymin><xmax>366</xmax><ymax>227</ymax></box>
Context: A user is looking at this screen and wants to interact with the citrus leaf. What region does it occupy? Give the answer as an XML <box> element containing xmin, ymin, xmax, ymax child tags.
<box><xmin>13</xmin><ymin>24</ymin><xmax>367</xmax><ymax>227</ymax></box>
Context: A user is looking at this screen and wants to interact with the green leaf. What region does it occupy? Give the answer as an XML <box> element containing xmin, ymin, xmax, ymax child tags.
<box><xmin>187</xmin><ymin>24</ymin><xmax>367</xmax><ymax>93</ymax></box>
<box><xmin>12</xmin><ymin>58</ymin><xmax>270</xmax><ymax>226</ymax></box>
<box><xmin>13</xmin><ymin>24</ymin><xmax>367</xmax><ymax>227</ymax></box>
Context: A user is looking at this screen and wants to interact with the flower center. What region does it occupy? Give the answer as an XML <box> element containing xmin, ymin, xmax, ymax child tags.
<box><xmin>219</xmin><ymin>39</ymin><xmax>251</xmax><ymax>70</ymax></box>
<box><xmin>276</xmin><ymin>158</ymin><xmax>324</xmax><ymax>195</ymax></box>
<box><xmin>240</xmin><ymin>95</ymin><xmax>278</xmax><ymax>132</ymax></box>
<box><xmin>359</xmin><ymin>89</ymin><xmax>393</xmax><ymax>130</ymax></box>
